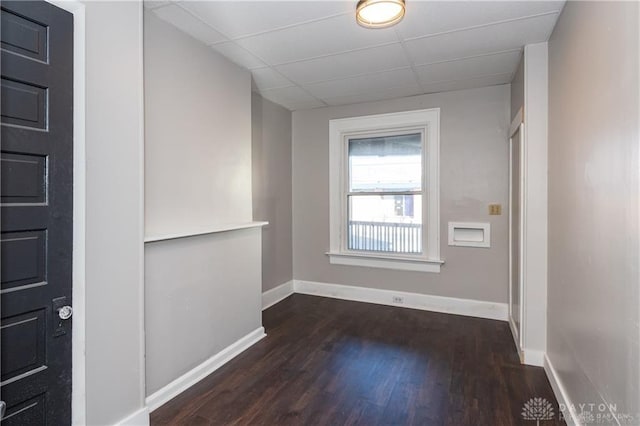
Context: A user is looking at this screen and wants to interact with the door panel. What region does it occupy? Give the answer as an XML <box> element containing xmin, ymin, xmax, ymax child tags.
<box><xmin>1</xmin><ymin>1</ymin><xmax>73</xmax><ymax>424</ymax></box>
<box><xmin>0</xmin><ymin>78</ymin><xmax>48</xmax><ymax>130</ymax></box>
<box><xmin>1</xmin><ymin>152</ymin><xmax>48</xmax><ymax>204</ymax></box>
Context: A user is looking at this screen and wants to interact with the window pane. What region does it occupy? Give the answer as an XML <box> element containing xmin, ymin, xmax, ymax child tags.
<box><xmin>348</xmin><ymin>194</ymin><xmax>422</xmax><ymax>254</ymax></box>
<box><xmin>349</xmin><ymin>133</ymin><xmax>422</xmax><ymax>192</ymax></box>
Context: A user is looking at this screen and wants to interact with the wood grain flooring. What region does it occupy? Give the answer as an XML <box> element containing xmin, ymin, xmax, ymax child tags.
<box><xmin>151</xmin><ymin>294</ymin><xmax>564</xmax><ymax>425</ymax></box>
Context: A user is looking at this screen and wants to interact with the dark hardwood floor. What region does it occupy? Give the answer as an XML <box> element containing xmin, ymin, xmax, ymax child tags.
<box><xmin>151</xmin><ymin>294</ymin><xmax>564</xmax><ymax>426</ymax></box>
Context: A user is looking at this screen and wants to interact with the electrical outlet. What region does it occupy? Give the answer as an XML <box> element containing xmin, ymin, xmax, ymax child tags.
<box><xmin>392</xmin><ymin>296</ymin><xmax>404</xmax><ymax>304</ymax></box>
<box><xmin>489</xmin><ymin>204</ymin><xmax>502</xmax><ymax>215</ymax></box>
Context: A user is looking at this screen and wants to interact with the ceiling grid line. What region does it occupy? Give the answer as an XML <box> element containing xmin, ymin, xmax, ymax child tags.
<box><xmin>393</xmin><ymin>27</ymin><xmax>428</xmax><ymax>94</ymax></box>
<box><xmin>207</xmin><ymin>11</ymin><xmax>353</xmax><ymax>42</ymax></box>
<box><xmin>411</xmin><ymin>47</ymin><xmax>523</xmax><ymax>68</ymax></box>
<box><xmin>288</xmin><ymin>65</ymin><xmax>412</xmax><ymax>86</ymax></box>
<box><xmin>400</xmin><ymin>10</ymin><xmax>561</xmax><ymax>43</ymax></box>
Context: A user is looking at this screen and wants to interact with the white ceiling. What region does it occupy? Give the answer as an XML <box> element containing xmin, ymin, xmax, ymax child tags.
<box><xmin>145</xmin><ymin>1</ymin><xmax>564</xmax><ymax>111</ymax></box>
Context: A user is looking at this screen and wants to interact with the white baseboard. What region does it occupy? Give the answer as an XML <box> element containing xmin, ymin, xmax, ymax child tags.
<box><xmin>114</xmin><ymin>406</ymin><xmax>150</xmax><ymax>426</ymax></box>
<box><xmin>523</xmin><ymin>349</ymin><xmax>545</xmax><ymax>367</ymax></box>
<box><xmin>145</xmin><ymin>327</ymin><xmax>266</xmax><ymax>412</ymax></box>
<box><xmin>544</xmin><ymin>354</ymin><xmax>581</xmax><ymax>426</ymax></box>
<box><xmin>545</xmin><ymin>354</ymin><xmax>622</xmax><ymax>426</ymax></box>
<box><xmin>262</xmin><ymin>280</ymin><xmax>294</xmax><ymax>310</ymax></box>
<box><xmin>293</xmin><ymin>280</ymin><xmax>508</xmax><ymax>321</ymax></box>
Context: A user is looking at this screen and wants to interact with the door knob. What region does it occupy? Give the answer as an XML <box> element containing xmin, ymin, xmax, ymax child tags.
<box><xmin>52</xmin><ymin>297</ymin><xmax>71</xmax><ymax>337</ymax></box>
<box><xmin>58</xmin><ymin>305</ymin><xmax>73</xmax><ymax>320</ymax></box>
<box><xmin>0</xmin><ymin>400</ymin><xmax>6</xmax><ymax>419</ymax></box>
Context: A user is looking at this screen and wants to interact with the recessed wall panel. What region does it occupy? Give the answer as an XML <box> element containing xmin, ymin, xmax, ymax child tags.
<box><xmin>1</xmin><ymin>78</ymin><xmax>48</xmax><ymax>130</ymax></box>
<box><xmin>1</xmin><ymin>393</ymin><xmax>46</xmax><ymax>426</ymax></box>
<box><xmin>1</xmin><ymin>230</ymin><xmax>47</xmax><ymax>292</ymax></box>
<box><xmin>0</xmin><ymin>309</ymin><xmax>46</xmax><ymax>382</ymax></box>
<box><xmin>1</xmin><ymin>152</ymin><xmax>47</xmax><ymax>204</ymax></box>
<box><xmin>0</xmin><ymin>8</ymin><xmax>48</xmax><ymax>62</ymax></box>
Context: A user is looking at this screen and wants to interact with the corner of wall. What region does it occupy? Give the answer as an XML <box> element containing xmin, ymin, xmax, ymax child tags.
<box><xmin>83</xmin><ymin>1</ymin><xmax>146</xmax><ymax>423</ymax></box>
<box><xmin>521</xmin><ymin>42</ymin><xmax>549</xmax><ymax>356</ymax></box>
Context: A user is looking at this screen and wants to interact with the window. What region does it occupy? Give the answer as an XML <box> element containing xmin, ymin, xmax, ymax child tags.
<box><xmin>347</xmin><ymin>133</ymin><xmax>422</xmax><ymax>254</ymax></box>
<box><xmin>328</xmin><ymin>109</ymin><xmax>442</xmax><ymax>272</ymax></box>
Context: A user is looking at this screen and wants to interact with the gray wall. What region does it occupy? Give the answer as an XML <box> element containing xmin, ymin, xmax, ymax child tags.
<box><xmin>144</xmin><ymin>12</ymin><xmax>252</xmax><ymax>236</ymax></box>
<box><xmin>292</xmin><ymin>86</ymin><xmax>510</xmax><ymax>303</ymax></box>
<box><xmin>145</xmin><ymin>230</ymin><xmax>262</xmax><ymax>394</ymax></box>
<box><xmin>510</xmin><ymin>54</ymin><xmax>524</xmax><ymax>122</ymax></box>
<box><xmin>144</xmin><ymin>11</ymin><xmax>262</xmax><ymax>396</ymax></box>
<box><xmin>84</xmin><ymin>2</ymin><xmax>145</xmax><ymax>424</ymax></box>
<box><xmin>548</xmin><ymin>0</ymin><xmax>639</xmax><ymax>417</ymax></box>
<box><xmin>252</xmin><ymin>93</ymin><xmax>293</xmax><ymax>292</ymax></box>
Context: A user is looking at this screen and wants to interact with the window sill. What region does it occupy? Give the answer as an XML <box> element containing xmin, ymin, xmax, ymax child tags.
<box><xmin>326</xmin><ymin>252</ymin><xmax>444</xmax><ymax>273</ymax></box>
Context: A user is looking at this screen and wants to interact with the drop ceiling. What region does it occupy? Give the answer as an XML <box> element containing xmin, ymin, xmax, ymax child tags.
<box><xmin>145</xmin><ymin>1</ymin><xmax>564</xmax><ymax>111</ymax></box>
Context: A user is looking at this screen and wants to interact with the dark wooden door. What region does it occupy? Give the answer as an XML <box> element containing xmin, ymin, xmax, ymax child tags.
<box><xmin>0</xmin><ymin>1</ymin><xmax>73</xmax><ymax>424</ymax></box>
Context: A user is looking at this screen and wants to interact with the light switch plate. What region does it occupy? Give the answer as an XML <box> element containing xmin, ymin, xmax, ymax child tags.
<box><xmin>489</xmin><ymin>204</ymin><xmax>502</xmax><ymax>215</ymax></box>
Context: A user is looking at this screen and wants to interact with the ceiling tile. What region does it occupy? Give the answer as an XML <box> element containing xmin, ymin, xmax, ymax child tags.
<box><xmin>403</xmin><ymin>13</ymin><xmax>559</xmax><ymax>66</ymax></box>
<box><xmin>235</xmin><ymin>13</ymin><xmax>399</xmax><ymax>65</ymax></box>
<box><xmin>322</xmin><ymin>86</ymin><xmax>424</xmax><ymax>107</ymax></box>
<box><xmin>179</xmin><ymin>1</ymin><xmax>353</xmax><ymax>39</ymax></box>
<box><xmin>209</xmin><ymin>42</ymin><xmax>266</xmax><ymax>70</ymax></box>
<box><xmin>154</xmin><ymin>4</ymin><xmax>227</xmax><ymax>45</ymax></box>
<box><xmin>151</xmin><ymin>1</ymin><xmax>565</xmax><ymax>109</ymax></box>
<box><xmin>420</xmin><ymin>73</ymin><xmax>513</xmax><ymax>94</ymax></box>
<box><xmin>397</xmin><ymin>1</ymin><xmax>564</xmax><ymax>40</ymax></box>
<box><xmin>414</xmin><ymin>50</ymin><xmax>522</xmax><ymax>86</ymax></box>
<box><xmin>251</xmin><ymin>68</ymin><xmax>293</xmax><ymax>91</ymax></box>
<box><xmin>304</xmin><ymin>68</ymin><xmax>418</xmax><ymax>99</ymax></box>
<box><xmin>260</xmin><ymin>86</ymin><xmax>324</xmax><ymax>110</ymax></box>
<box><xmin>275</xmin><ymin>43</ymin><xmax>410</xmax><ymax>85</ymax></box>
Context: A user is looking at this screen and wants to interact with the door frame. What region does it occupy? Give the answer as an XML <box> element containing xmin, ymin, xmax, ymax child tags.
<box><xmin>508</xmin><ymin>107</ymin><xmax>525</xmax><ymax>360</ymax></box>
<box><xmin>45</xmin><ymin>1</ymin><xmax>86</xmax><ymax>424</ymax></box>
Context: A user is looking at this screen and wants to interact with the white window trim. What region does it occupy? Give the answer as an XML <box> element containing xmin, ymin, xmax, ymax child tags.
<box><xmin>327</xmin><ymin>108</ymin><xmax>442</xmax><ymax>273</ymax></box>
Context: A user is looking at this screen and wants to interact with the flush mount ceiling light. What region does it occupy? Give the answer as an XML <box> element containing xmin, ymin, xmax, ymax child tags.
<box><xmin>356</xmin><ymin>0</ymin><xmax>406</xmax><ymax>29</ymax></box>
